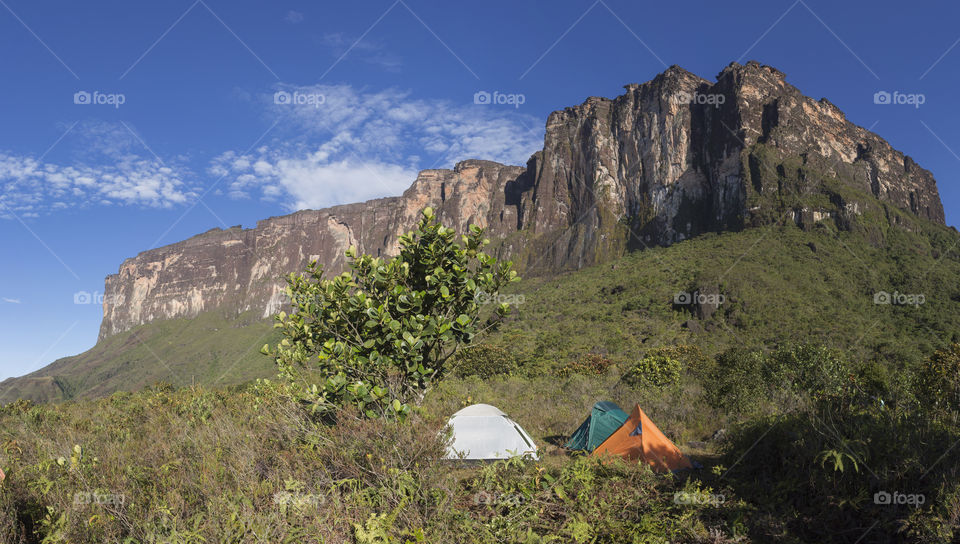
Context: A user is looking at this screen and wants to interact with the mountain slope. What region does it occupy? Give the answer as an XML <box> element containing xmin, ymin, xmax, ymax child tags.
<box><xmin>96</xmin><ymin>61</ymin><xmax>942</xmax><ymax>340</ymax></box>
<box><xmin>6</xmin><ymin>210</ymin><xmax>959</xmax><ymax>402</ymax></box>
<box><xmin>2</xmin><ymin>60</ymin><xmax>954</xmax><ymax>402</ymax></box>
<box><xmin>484</xmin><ymin>215</ymin><xmax>960</xmax><ymax>371</ymax></box>
<box><xmin>0</xmin><ymin>312</ymin><xmax>278</xmax><ymax>403</ymax></box>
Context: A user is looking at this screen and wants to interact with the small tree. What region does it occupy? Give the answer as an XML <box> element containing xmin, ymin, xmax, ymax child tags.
<box><xmin>915</xmin><ymin>343</ymin><xmax>960</xmax><ymax>421</ymax></box>
<box><xmin>623</xmin><ymin>351</ymin><xmax>682</xmax><ymax>389</ymax></box>
<box><xmin>262</xmin><ymin>208</ymin><xmax>519</xmax><ymax>419</ymax></box>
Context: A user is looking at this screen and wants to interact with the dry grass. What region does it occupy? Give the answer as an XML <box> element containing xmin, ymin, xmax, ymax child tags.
<box><xmin>0</xmin><ymin>379</ymin><xmax>743</xmax><ymax>543</ymax></box>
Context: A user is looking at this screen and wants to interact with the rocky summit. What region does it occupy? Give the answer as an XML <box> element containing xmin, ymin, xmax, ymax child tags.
<box><xmin>98</xmin><ymin>61</ymin><xmax>945</xmax><ymax>341</ymax></box>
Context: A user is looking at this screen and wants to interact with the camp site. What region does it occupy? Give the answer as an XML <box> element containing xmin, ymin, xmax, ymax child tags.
<box><xmin>3</xmin><ymin>6</ymin><xmax>960</xmax><ymax>539</ymax></box>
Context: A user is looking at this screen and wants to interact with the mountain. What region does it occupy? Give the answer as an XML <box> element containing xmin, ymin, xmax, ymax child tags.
<box><xmin>97</xmin><ymin>61</ymin><xmax>943</xmax><ymax>340</ymax></box>
<box><xmin>1</xmin><ymin>61</ymin><xmax>951</xmax><ymax>402</ymax></box>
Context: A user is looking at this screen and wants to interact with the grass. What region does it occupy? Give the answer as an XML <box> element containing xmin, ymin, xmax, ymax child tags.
<box><xmin>2</xmin><ymin>200</ymin><xmax>959</xmax><ymax>541</ymax></box>
<box><xmin>1</xmin><ymin>343</ymin><xmax>958</xmax><ymax>542</ymax></box>
<box><xmin>0</xmin><ymin>311</ymin><xmax>279</xmax><ymax>403</ymax></box>
<box><xmin>0</xmin><ymin>378</ymin><xmax>745</xmax><ymax>543</ymax></box>
<box><xmin>483</xmin><ymin>217</ymin><xmax>960</xmax><ymax>373</ymax></box>
<box><xmin>7</xmin><ymin>214</ymin><xmax>960</xmax><ymax>404</ymax></box>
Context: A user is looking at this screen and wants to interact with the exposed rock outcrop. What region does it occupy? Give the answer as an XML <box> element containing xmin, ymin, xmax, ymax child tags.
<box><xmin>99</xmin><ymin>160</ymin><xmax>524</xmax><ymax>339</ymax></box>
<box><xmin>98</xmin><ymin>61</ymin><xmax>945</xmax><ymax>340</ymax></box>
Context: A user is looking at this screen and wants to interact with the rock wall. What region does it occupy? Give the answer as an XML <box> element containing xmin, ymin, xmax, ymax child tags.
<box><xmin>98</xmin><ymin>61</ymin><xmax>945</xmax><ymax>340</ymax></box>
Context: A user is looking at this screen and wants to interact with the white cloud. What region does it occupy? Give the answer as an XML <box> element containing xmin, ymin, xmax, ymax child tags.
<box><xmin>284</xmin><ymin>10</ymin><xmax>304</xmax><ymax>24</ymax></box>
<box><xmin>210</xmin><ymin>83</ymin><xmax>543</xmax><ymax>211</ymax></box>
<box><xmin>0</xmin><ymin>153</ymin><xmax>196</xmax><ymax>217</ymax></box>
<box><xmin>212</xmin><ymin>148</ymin><xmax>417</xmax><ymax>211</ymax></box>
<box><xmin>0</xmin><ymin>121</ymin><xmax>197</xmax><ymax>218</ymax></box>
<box><xmin>5</xmin><ymin>88</ymin><xmax>543</xmax><ymax>217</ymax></box>
<box><xmin>2</xmin><ymin>298</ymin><xmax>21</xmax><ymax>304</ymax></box>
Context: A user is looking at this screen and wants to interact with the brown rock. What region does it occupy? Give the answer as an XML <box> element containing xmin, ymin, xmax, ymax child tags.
<box><xmin>98</xmin><ymin>62</ymin><xmax>946</xmax><ymax>340</ymax></box>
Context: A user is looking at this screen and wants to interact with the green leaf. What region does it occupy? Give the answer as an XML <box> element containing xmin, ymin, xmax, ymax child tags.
<box><xmin>554</xmin><ymin>486</ymin><xmax>568</xmax><ymax>501</ymax></box>
<box><xmin>265</xmin><ymin>207</ymin><xmax>519</xmax><ymax>420</ymax></box>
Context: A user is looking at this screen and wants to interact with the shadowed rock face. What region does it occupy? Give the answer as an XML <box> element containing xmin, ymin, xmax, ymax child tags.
<box><xmin>98</xmin><ymin>61</ymin><xmax>945</xmax><ymax>341</ymax></box>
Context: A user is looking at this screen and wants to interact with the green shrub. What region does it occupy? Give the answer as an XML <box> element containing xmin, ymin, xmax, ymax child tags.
<box><xmin>765</xmin><ymin>344</ymin><xmax>851</xmax><ymax>404</ymax></box>
<box><xmin>556</xmin><ymin>353</ymin><xmax>614</xmax><ymax>377</ymax></box>
<box><xmin>451</xmin><ymin>344</ymin><xmax>520</xmax><ymax>379</ymax></box>
<box><xmin>914</xmin><ymin>343</ymin><xmax>960</xmax><ymax>420</ymax></box>
<box><xmin>706</xmin><ymin>344</ymin><xmax>855</xmax><ymax>415</ymax></box>
<box><xmin>721</xmin><ymin>404</ymin><xmax>960</xmax><ymax>542</ymax></box>
<box><xmin>622</xmin><ymin>351</ymin><xmax>682</xmax><ymax>388</ymax></box>
<box><xmin>706</xmin><ymin>348</ymin><xmax>769</xmax><ymax>414</ymax></box>
<box><xmin>263</xmin><ymin>208</ymin><xmax>519</xmax><ymax>419</ymax></box>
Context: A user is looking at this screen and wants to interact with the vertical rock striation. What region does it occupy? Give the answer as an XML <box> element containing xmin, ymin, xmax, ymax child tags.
<box><xmin>98</xmin><ymin>61</ymin><xmax>945</xmax><ymax>340</ymax></box>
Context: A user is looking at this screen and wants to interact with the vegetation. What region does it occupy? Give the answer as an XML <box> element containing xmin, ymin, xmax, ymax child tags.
<box><xmin>0</xmin><ymin>311</ymin><xmax>278</xmax><ymax>403</ymax></box>
<box><xmin>712</xmin><ymin>343</ymin><xmax>960</xmax><ymax>542</ymax></box>
<box><xmin>262</xmin><ymin>208</ymin><xmax>518</xmax><ymax>419</ymax></box>
<box><xmin>621</xmin><ymin>347</ymin><xmax>688</xmax><ymax>389</ymax></box>
<box><xmin>8</xmin><ymin>203</ymin><xmax>960</xmax><ymax>404</ymax></box>
<box><xmin>0</xmin><ymin>378</ymin><xmax>745</xmax><ymax>543</ymax></box>
<box><xmin>0</xmin><ymin>342</ymin><xmax>958</xmax><ymax>541</ymax></box>
<box><xmin>914</xmin><ymin>343</ymin><xmax>960</xmax><ymax>421</ymax></box>
<box><xmin>1</xmin><ymin>211</ymin><xmax>960</xmax><ymax>541</ymax></box>
<box><xmin>477</xmin><ymin>217</ymin><xmax>960</xmax><ymax>377</ymax></box>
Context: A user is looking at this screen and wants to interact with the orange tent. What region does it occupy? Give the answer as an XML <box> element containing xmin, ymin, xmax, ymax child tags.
<box><xmin>591</xmin><ymin>404</ymin><xmax>693</xmax><ymax>472</ymax></box>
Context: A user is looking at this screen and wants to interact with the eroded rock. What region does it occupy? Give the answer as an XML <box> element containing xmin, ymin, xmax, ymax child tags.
<box><xmin>98</xmin><ymin>62</ymin><xmax>945</xmax><ymax>340</ymax></box>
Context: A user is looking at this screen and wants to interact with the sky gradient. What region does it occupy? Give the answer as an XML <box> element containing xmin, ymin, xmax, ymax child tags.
<box><xmin>2</xmin><ymin>0</ymin><xmax>960</xmax><ymax>379</ymax></box>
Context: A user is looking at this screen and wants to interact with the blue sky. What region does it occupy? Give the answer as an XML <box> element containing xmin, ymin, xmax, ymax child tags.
<box><xmin>2</xmin><ymin>0</ymin><xmax>960</xmax><ymax>380</ymax></box>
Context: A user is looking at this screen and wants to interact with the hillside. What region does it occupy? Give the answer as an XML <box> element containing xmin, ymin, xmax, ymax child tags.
<box><xmin>486</xmin><ymin>211</ymin><xmax>960</xmax><ymax>371</ymax></box>
<box><xmin>7</xmin><ymin>205</ymin><xmax>958</xmax><ymax>402</ymax></box>
<box><xmin>3</xmin><ymin>60</ymin><xmax>954</xmax><ymax>402</ymax></box>
<box><xmin>2</xmin><ymin>259</ymin><xmax>959</xmax><ymax>541</ymax></box>
<box><xmin>0</xmin><ymin>313</ymin><xmax>277</xmax><ymax>403</ymax></box>
<box><xmin>95</xmin><ymin>61</ymin><xmax>942</xmax><ymax>341</ymax></box>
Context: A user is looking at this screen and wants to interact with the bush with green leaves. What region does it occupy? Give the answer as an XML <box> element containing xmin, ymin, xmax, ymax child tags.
<box><xmin>765</xmin><ymin>344</ymin><xmax>852</xmax><ymax>403</ymax></box>
<box><xmin>622</xmin><ymin>350</ymin><xmax>682</xmax><ymax>389</ymax></box>
<box><xmin>262</xmin><ymin>208</ymin><xmax>519</xmax><ymax>419</ymax></box>
<box><xmin>555</xmin><ymin>353</ymin><xmax>615</xmax><ymax>378</ymax></box>
<box><xmin>451</xmin><ymin>344</ymin><xmax>521</xmax><ymax>379</ymax></box>
<box><xmin>914</xmin><ymin>343</ymin><xmax>960</xmax><ymax>420</ymax></box>
<box><xmin>705</xmin><ymin>344</ymin><xmax>857</xmax><ymax>415</ymax></box>
<box><xmin>705</xmin><ymin>348</ymin><xmax>769</xmax><ymax>415</ymax></box>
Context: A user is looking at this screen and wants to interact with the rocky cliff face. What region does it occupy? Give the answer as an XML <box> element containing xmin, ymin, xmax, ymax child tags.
<box><xmin>99</xmin><ymin>160</ymin><xmax>525</xmax><ymax>339</ymax></box>
<box><xmin>98</xmin><ymin>61</ymin><xmax>945</xmax><ymax>340</ymax></box>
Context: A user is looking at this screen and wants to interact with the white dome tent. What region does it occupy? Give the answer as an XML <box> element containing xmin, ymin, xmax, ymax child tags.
<box><xmin>444</xmin><ymin>404</ymin><xmax>539</xmax><ymax>460</ymax></box>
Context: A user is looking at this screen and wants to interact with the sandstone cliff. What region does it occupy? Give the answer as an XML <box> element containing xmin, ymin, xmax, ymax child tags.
<box><xmin>98</xmin><ymin>61</ymin><xmax>945</xmax><ymax>340</ymax></box>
